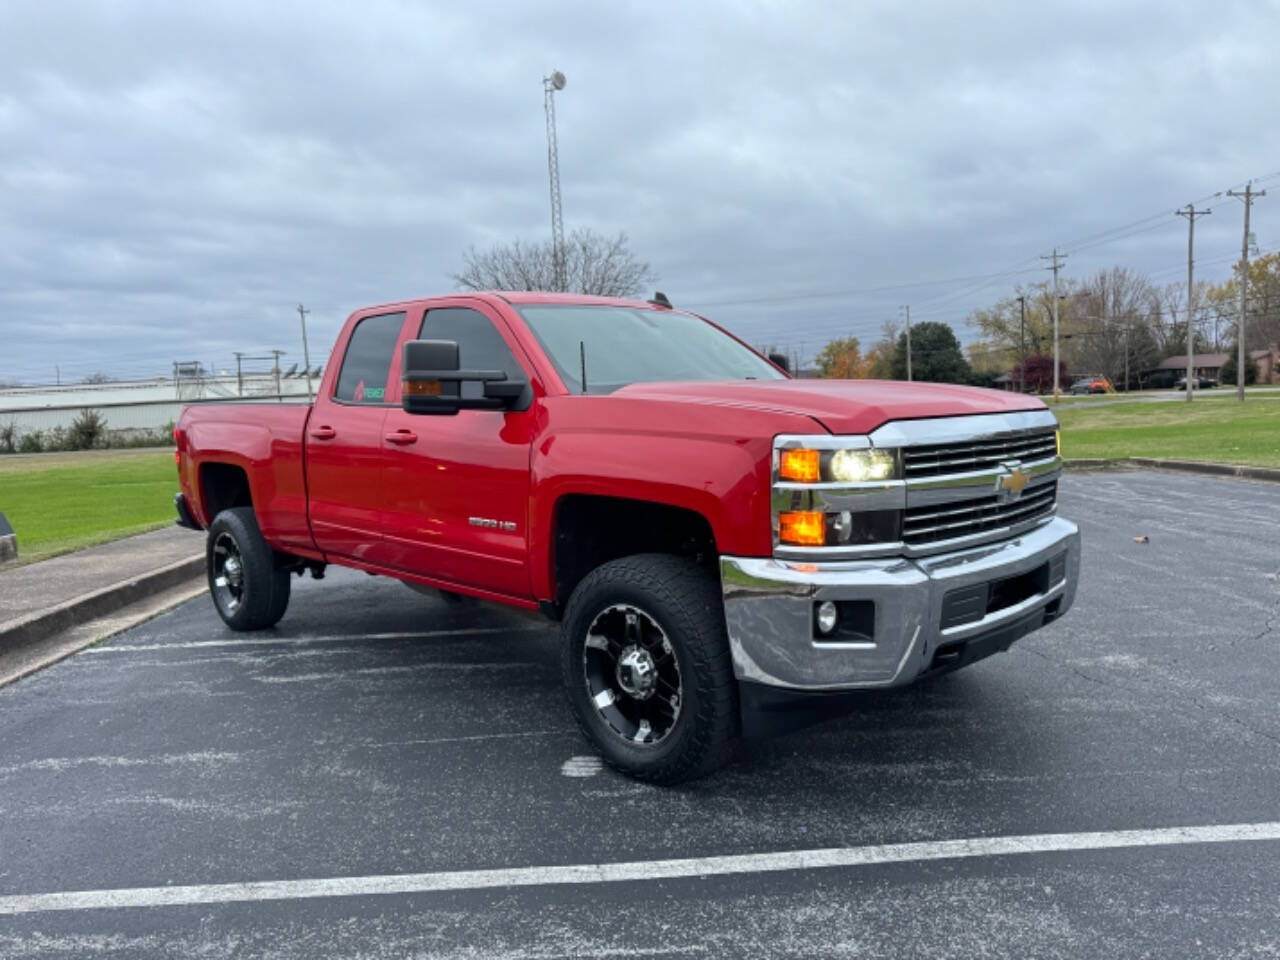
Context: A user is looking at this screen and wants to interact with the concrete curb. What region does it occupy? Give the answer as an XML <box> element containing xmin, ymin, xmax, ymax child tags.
<box><xmin>1064</xmin><ymin>457</ymin><xmax>1280</xmax><ymax>483</ymax></box>
<box><xmin>1125</xmin><ymin>458</ymin><xmax>1280</xmax><ymax>483</ymax></box>
<box><xmin>0</xmin><ymin>555</ymin><xmax>204</xmax><ymax>655</ymax></box>
<box><xmin>1061</xmin><ymin>458</ymin><xmax>1114</xmax><ymax>470</ymax></box>
<box><xmin>0</xmin><ymin>511</ymin><xmax>15</xmax><ymax>565</ymax></box>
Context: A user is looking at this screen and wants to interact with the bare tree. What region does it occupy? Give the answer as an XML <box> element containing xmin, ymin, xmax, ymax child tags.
<box><xmin>453</xmin><ymin>228</ymin><xmax>656</xmax><ymax>297</ymax></box>
<box><xmin>81</xmin><ymin>372</ymin><xmax>113</xmax><ymax>384</ymax></box>
<box><xmin>1068</xmin><ymin>267</ymin><xmax>1156</xmax><ymax>385</ymax></box>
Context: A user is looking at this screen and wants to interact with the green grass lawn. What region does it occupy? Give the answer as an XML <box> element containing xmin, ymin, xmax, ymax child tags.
<box><xmin>0</xmin><ymin>450</ymin><xmax>177</xmax><ymax>563</ymax></box>
<box><xmin>1056</xmin><ymin>395</ymin><xmax>1280</xmax><ymax>467</ymax></box>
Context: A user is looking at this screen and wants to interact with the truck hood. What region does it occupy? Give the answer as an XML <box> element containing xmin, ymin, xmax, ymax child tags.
<box><xmin>612</xmin><ymin>379</ymin><xmax>1047</xmax><ymax>435</ymax></box>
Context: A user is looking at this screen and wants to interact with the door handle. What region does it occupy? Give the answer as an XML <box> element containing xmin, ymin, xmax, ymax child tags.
<box><xmin>309</xmin><ymin>425</ymin><xmax>336</xmax><ymax>440</ymax></box>
<box><xmin>384</xmin><ymin>429</ymin><xmax>418</xmax><ymax>446</ymax></box>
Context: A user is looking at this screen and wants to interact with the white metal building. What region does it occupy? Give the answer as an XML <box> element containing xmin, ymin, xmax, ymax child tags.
<box><xmin>0</xmin><ymin>370</ymin><xmax>319</xmax><ymax>438</ymax></box>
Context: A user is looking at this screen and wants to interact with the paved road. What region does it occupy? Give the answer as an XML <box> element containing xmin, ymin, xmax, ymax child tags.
<box><xmin>1</xmin><ymin>471</ymin><xmax>1278</xmax><ymax>958</ymax></box>
<box><xmin>1055</xmin><ymin>385</ymin><xmax>1280</xmax><ymax>407</ymax></box>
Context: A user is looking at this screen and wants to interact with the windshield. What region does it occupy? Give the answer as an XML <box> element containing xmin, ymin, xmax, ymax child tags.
<box><xmin>517</xmin><ymin>304</ymin><xmax>785</xmax><ymax>394</ymax></box>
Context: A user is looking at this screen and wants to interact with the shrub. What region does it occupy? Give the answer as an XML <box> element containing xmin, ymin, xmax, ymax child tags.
<box><xmin>1219</xmin><ymin>349</ymin><xmax>1257</xmax><ymax>386</ymax></box>
<box><xmin>18</xmin><ymin>430</ymin><xmax>44</xmax><ymax>453</ymax></box>
<box><xmin>108</xmin><ymin>425</ymin><xmax>174</xmax><ymax>448</ymax></box>
<box><xmin>0</xmin><ymin>421</ymin><xmax>15</xmax><ymax>454</ymax></box>
<box><xmin>66</xmin><ymin>409</ymin><xmax>108</xmax><ymax>450</ymax></box>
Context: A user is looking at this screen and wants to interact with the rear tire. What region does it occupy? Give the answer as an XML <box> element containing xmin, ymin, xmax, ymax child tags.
<box><xmin>207</xmin><ymin>507</ymin><xmax>291</xmax><ymax>631</ymax></box>
<box><xmin>560</xmin><ymin>554</ymin><xmax>738</xmax><ymax>784</ymax></box>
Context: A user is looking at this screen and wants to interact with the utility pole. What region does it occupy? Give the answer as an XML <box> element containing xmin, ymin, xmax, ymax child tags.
<box><xmin>270</xmin><ymin>349</ymin><xmax>284</xmax><ymax>401</ymax></box>
<box><xmin>1226</xmin><ymin>183</ymin><xmax>1265</xmax><ymax>401</ymax></box>
<box><xmin>296</xmin><ymin>304</ymin><xmax>313</xmax><ymax>400</ymax></box>
<box><xmin>901</xmin><ymin>304</ymin><xmax>913</xmax><ymax>381</ymax></box>
<box><xmin>1041</xmin><ymin>249</ymin><xmax>1066</xmax><ymax>402</ymax></box>
<box><xmin>1123</xmin><ymin>324</ymin><xmax>1130</xmax><ymax>393</ymax></box>
<box><xmin>543</xmin><ymin>70</ymin><xmax>567</xmax><ymax>292</ymax></box>
<box><xmin>234</xmin><ymin>352</ymin><xmax>244</xmax><ymax>397</ymax></box>
<box><xmin>1176</xmin><ymin>204</ymin><xmax>1211</xmax><ymax>403</ymax></box>
<box><xmin>1016</xmin><ymin>295</ymin><xmax>1027</xmax><ymax>394</ymax></box>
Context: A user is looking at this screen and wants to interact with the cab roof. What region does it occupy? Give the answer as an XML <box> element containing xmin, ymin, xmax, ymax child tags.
<box><xmin>351</xmin><ymin>291</ymin><xmax>675</xmax><ymax>316</ymax></box>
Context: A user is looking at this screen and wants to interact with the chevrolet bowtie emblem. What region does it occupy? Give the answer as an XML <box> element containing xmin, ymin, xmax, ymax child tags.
<box><xmin>995</xmin><ymin>463</ymin><xmax>1030</xmax><ymax>503</ymax></box>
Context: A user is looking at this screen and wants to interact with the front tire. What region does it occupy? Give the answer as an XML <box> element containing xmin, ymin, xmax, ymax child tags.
<box><xmin>560</xmin><ymin>554</ymin><xmax>738</xmax><ymax>784</ymax></box>
<box><xmin>207</xmin><ymin>507</ymin><xmax>291</xmax><ymax>631</ymax></box>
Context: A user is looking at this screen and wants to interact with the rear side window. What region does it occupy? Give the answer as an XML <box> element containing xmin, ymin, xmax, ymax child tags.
<box><xmin>419</xmin><ymin>308</ymin><xmax>525</xmax><ymax>400</ymax></box>
<box><xmin>334</xmin><ymin>312</ymin><xmax>405</xmax><ymax>403</ymax></box>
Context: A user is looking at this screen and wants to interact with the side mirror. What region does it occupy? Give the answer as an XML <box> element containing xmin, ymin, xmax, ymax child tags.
<box><xmin>768</xmin><ymin>352</ymin><xmax>790</xmax><ymax>373</ymax></box>
<box><xmin>401</xmin><ymin>340</ymin><xmax>531</xmax><ymax>415</ymax></box>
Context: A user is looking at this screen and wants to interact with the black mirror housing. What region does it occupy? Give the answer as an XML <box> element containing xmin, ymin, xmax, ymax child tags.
<box><xmin>768</xmin><ymin>352</ymin><xmax>791</xmax><ymax>373</ymax></box>
<box><xmin>401</xmin><ymin>339</ymin><xmax>532</xmax><ymax>415</ymax></box>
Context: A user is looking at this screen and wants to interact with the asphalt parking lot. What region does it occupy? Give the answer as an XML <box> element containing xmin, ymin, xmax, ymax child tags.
<box><xmin>1</xmin><ymin>469</ymin><xmax>1278</xmax><ymax>958</ymax></box>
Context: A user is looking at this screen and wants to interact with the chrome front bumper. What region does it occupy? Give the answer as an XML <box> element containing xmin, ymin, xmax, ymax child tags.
<box><xmin>720</xmin><ymin>517</ymin><xmax>1080</xmax><ymax>691</ymax></box>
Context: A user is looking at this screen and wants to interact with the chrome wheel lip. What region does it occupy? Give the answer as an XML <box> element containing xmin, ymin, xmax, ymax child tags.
<box><xmin>582</xmin><ymin>603</ymin><xmax>682</xmax><ymax>748</ymax></box>
<box><xmin>211</xmin><ymin>532</ymin><xmax>246</xmax><ymax>615</ymax></box>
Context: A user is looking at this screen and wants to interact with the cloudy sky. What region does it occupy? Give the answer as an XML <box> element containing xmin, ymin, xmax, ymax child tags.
<box><xmin>2</xmin><ymin>0</ymin><xmax>1278</xmax><ymax>383</ymax></box>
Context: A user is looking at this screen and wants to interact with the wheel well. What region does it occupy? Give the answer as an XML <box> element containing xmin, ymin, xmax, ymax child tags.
<box><xmin>200</xmin><ymin>463</ymin><xmax>252</xmax><ymax>521</ymax></box>
<box><xmin>551</xmin><ymin>495</ymin><xmax>717</xmax><ymax>614</ymax></box>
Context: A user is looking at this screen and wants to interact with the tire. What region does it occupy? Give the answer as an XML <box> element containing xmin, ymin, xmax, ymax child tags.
<box><xmin>560</xmin><ymin>554</ymin><xmax>738</xmax><ymax>784</ymax></box>
<box><xmin>206</xmin><ymin>507</ymin><xmax>291</xmax><ymax>631</ymax></box>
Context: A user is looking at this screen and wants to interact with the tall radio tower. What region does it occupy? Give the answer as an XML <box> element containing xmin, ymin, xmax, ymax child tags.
<box><xmin>543</xmin><ymin>70</ymin><xmax>567</xmax><ymax>292</ymax></box>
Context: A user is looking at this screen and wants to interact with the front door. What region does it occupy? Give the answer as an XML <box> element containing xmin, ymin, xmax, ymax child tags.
<box><xmin>377</xmin><ymin>303</ymin><xmax>536</xmax><ymax>598</ymax></box>
<box><xmin>305</xmin><ymin>310</ymin><xmax>407</xmax><ymax>563</ymax></box>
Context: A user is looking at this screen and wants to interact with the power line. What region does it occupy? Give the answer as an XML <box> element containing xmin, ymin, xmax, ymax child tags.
<box><xmin>689</xmin><ymin>266</ymin><xmax>1045</xmax><ymax>310</ymax></box>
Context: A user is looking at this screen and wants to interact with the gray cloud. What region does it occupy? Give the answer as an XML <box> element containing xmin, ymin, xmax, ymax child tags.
<box><xmin>2</xmin><ymin>0</ymin><xmax>1278</xmax><ymax>381</ymax></box>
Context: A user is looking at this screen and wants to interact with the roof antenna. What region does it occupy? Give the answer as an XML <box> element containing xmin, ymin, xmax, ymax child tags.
<box><xmin>579</xmin><ymin>340</ymin><xmax>588</xmax><ymax>395</ymax></box>
<box><xmin>648</xmin><ymin>291</ymin><xmax>672</xmax><ymax>308</ymax></box>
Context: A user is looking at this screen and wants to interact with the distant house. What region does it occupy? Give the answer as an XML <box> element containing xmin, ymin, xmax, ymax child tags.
<box><xmin>1250</xmin><ymin>345</ymin><xmax>1280</xmax><ymax>385</ymax></box>
<box><xmin>1152</xmin><ymin>352</ymin><xmax>1230</xmax><ymax>383</ymax></box>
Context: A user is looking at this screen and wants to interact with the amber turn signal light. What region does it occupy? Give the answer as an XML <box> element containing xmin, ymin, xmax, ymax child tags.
<box><xmin>779</xmin><ymin>449</ymin><xmax>821</xmax><ymax>483</ymax></box>
<box><xmin>404</xmin><ymin>378</ymin><xmax>443</xmax><ymax>397</ymax></box>
<box><xmin>779</xmin><ymin>510</ymin><xmax>826</xmax><ymax>546</ymax></box>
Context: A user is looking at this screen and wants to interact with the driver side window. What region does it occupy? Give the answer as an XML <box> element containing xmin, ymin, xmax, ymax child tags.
<box><xmin>419</xmin><ymin>308</ymin><xmax>525</xmax><ymax>401</ymax></box>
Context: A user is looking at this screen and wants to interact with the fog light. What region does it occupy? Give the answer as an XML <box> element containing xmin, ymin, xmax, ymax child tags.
<box><xmin>815</xmin><ymin>600</ymin><xmax>838</xmax><ymax>635</ymax></box>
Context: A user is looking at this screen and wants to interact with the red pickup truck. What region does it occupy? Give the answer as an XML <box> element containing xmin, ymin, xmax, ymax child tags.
<box><xmin>175</xmin><ymin>291</ymin><xmax>1079</xmax><ymax>782</ymax></box>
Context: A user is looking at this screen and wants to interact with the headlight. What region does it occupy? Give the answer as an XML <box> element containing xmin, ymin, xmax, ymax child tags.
<box><xmin>777</xmin><ymin>445</ymin><xmax>900</xmax><ymax>484</ymax></box>
<box><xmin>774</xmin><ymin>438</ymin><xmax>904</xmax><ymax>552</ymax></box>
<box><xmin>829</xmin><ymin>448</ymin><xmax>897</xmax><ymax>483</ymax></box>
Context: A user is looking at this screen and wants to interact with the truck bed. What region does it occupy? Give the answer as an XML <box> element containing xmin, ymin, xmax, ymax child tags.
<box><xmin>177</xmin><ymin>402</ymin><xmax>316</xmax><ymax>556</ymax></box>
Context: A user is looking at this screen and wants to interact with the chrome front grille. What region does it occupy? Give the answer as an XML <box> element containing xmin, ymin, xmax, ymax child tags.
<box><xmin>903</xmin><ymin>481</ymin><xmax>1057</xmax><ymax>547</ymax></box>
<box><xmin>902</xmin><ymin>429</ymin><xmax>1057</xmax><ymax>479</ymax></box>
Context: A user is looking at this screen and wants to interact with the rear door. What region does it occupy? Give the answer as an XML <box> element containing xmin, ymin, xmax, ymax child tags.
<box><xmin>305</xmin><ymin>310</ymin><xmax>409</xmax><ymax>562</ymax></box>
<box><xmin>377</xmin><ymin>301</ymin><xmax>537</xmax><ymax>598</ymax></box>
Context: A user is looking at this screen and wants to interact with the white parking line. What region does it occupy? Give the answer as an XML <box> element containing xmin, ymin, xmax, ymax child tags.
<box><xmin>560</xmin><ymin>755</ymin><xmax>604</xmax><ymax>777</ymax></box>
<box><xmin>84</xmin><ymin>627</ymin><xmax>549</xmax><ymax>653</ymax></box>
<box><xmin>1</xmin><ymin>821</ymin><xmax>1277</xmax><ymax>916</ymax></box>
